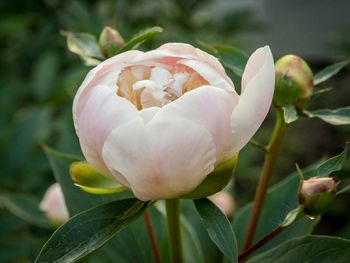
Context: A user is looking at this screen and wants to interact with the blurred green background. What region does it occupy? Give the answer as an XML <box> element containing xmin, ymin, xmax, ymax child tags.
<box><xmin>0</xmin><ymin>0</ymin><xmax>349</xmax><ymax>262</ymax></box>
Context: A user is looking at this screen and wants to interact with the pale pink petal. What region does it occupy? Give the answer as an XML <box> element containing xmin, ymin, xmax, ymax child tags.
<box><xmin>149</xmin><ymin>67</ymin><xmax>171</xmax><ymax>87</ymax></box>
<box><xmin>102</xmin><ymin>117</ymin><xmax>216</xmax><ymax>200</ymax></box>
<box><xmin>159</xmin><ymin>43</ymin><xmax>235</xmax><ymax>88</ymax></box>
<box><xmin>157</xmin><ymin>43</ymin><xmax>199</xmax><ymax>56</ymax></box>
<box><xmin>210</xmin><ymin>191</ymin><xmax>235</xmax><ymax>216</ymax></box>
<box><xmin>156</xmin><ymin>86</ymin><xmax>238</xmax><ymax>163</ymax></box>
<box><xmin>139</xmin><ymin>107</ymin><xmax>160</xmax><ymax>123</ymax></box>
<box><xmin>140</xmin><ymin>88</ymin><xmax>166</xmax><ymax>108</ymax></box>
<box><xmin>130</xmin><ymin>43</ymin><xmax>235</xmax><ymax>91</ymax></box>
<box><xmin>78</xmin><ymin>85</ymin><xmax>139</xmax><ymax>185</ymax></box>
<box><xmin>158</xmin><ymin>43</ymin><xmax>228</xmax><ymax>76</ymax></box>
<box><xmin>129</xmin><ymin>49</ymin><xmax>192</xmax><ymax>63</ymax></box>
<box><xmin>133</xmin><ymin>80</ymin><xmax>159</xmax><ymax>90</ymax></box>
<box><xmin>178</xmin><ymin>58</ymin><xmax>236</xmax><ymax>93</ymax></box>
<box><xmin>73</xmin><ymin>50</ymin><xmax>142</xmax><ymax>130</ymax></box>
<box><xmin>230</xmin><ymin>46</ymin><xmax>275</xmax><ymax>154</ymax></box>
<box><xmin>40</xmin><ymin>183</ymin><xmax>69</xmax><ymax>224</ymax></box>
<box><xmin>171</xmin><ymin>73</ymin><xmax>189</xmax><ymax>94</ymax></box>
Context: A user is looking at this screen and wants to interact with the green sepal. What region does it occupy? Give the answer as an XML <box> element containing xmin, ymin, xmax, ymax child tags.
<box><xmin>70</xmin><ymin>161</ymin><xmax>127</xmax><ymax>195</ymax></box>
<box><xmin>182</xmin><ymin>155</ymin><xmax>238</xmax><ymax>199</ymax></box>
<box><xmin>274</xmin><ymin>74</ymin><xmax>305</xmax><ymax>106</ymax></box>
<box><xmin>304</xmin><ymin>190</ymin><xmax>336</xmax><ymax>217</ymax></box>
<box><xmin>282</xmin><ymin>105</ymin><xmax>298</xmax><ymax>124</ymax></box>
<box><xmin>280</xmin><ymin>206</ymin><xmax>304</xmax><ymax>228</ymax></box>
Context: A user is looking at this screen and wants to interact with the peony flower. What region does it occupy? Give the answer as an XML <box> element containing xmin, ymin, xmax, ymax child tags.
<box><xmin>40</xmin><ymin>183</ymin><xmax>69</xmax><ymax>226</ymax></box>
<box><xmin>73</xmin><ymin>43</ymin><xmax>274</xmax><ymax>201</ymax></box>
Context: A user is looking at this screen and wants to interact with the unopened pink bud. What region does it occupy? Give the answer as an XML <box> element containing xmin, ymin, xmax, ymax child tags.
<box><xmin>40</xmin><ymin>183</ymin><xmax>69</xmax><ymax>227</ymax></box>
<box><xmin>299</xmin><ymin>177</ymin><xmax>339</xmax><ymax>217</ymax></box>
<box><xmin>210</xmin><ymin>191</ymin><xmax>235</xmax><ymax>217</ymax></box>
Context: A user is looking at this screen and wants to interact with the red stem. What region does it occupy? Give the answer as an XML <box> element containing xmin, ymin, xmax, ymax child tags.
<box><xmin>143</xmin><ymin>209</ymin><xmax>162</xmax><ymax>263</ymax></box>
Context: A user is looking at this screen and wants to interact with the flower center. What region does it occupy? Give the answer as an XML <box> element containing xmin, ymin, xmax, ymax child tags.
<box><xmin>117</xmin><ymin>64</ymin><xmax>208</xmax><ymax>110</ymax></box>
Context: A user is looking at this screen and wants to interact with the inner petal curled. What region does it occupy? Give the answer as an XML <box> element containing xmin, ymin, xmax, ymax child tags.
<box><xmin>117</xmin><ymin>62</ymin><xmax>209</xmax><ymax>109</ymax></box>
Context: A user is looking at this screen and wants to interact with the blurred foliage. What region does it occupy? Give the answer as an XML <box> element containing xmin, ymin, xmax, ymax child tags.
<box><xmin>0</xmin><ymin>0</ymin><xmax>349</xmax><ymax>262</ymax></box>
<box><xmin>0</xmin><ymin>0</ymin><xmax>260</xmax><ymax>261</ymax></box>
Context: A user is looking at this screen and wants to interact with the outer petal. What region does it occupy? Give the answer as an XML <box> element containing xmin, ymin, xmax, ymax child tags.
<box><xmin>158</xmin><ymin>43</ymin><xmax>228</xmax><ymax>77</ymax></box>
<box><xmin>73</xmin><ymin>50</ymin><xmax>142</xmax><ymax>130</ymax></box>
<box><xmin>139</xmin><ymin>106</ymin><xmax>160</xmax><ymax>123</ymax></box>
<box><xmin>230</xmin><ymin>46</ymin><xmax>275</xmax><ymax>154</ymax></box>
<box><xmin>102</xmin><ymin>117</ymin><xmax>216</xmax><ymax>200</ymax></box>
<box><xmin>78</xmin><ymin>85</ymin><xmax>139</xmax><ymax>185</ymax></box>
<box><xmin>157</xmin><ymin>85</ymin><xmax>238</xmax><ymax>163</ymax></box>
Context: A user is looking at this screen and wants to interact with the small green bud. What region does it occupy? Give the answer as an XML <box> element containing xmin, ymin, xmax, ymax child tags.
<box><xmin>274</xmin><ymin>55</ymin><xmax>313</xmax><ymax>108</ymax></box>
<box><xmin>299</xmin><ymin>177</ymin><xmax>339</xmax><ymax>217</ymax></box>
<box><xmin>99</xmin><ymin>26</ymin><xmax>124</xmax><ymax>58</ymax></box>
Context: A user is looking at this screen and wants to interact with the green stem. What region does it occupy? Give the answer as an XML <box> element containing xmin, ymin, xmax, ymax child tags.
<box><xmin>243</xmin><ymin>109</ymin><xmax>289</xmax><ymax>250</ymax></box>
<box><xmin>166</xmin><ymin>199</ymin><xmax>183</xmax><ymax>263</ymax></box>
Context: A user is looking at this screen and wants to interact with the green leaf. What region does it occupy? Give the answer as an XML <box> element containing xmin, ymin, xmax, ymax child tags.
<box><xmin>35</xmin><ymin>198</ymin><xmax>148</xmax><ymax>263</ymax></box>
<box><xmin>214</xmin><ymin>44</ymin><xmax>248</xmax><ymax>77</ymax></box>
<box><xmin>70</xmin><ymin>161</ymin><xmax>127</xmax><ymax>194</ymax></box>
<box><xmin>282</xmin><ymin>105</ymin><xmax>298</xmax><ymax>124</ymax></box>
<box><xmin>196</xmin><ymin>40</ymin><xmax>220</xmax><ymax>56</ymax></box>
<box><xmin>247</xmin><ymin>235</ymin><xmax>350</xmax><ymax>263</ymax></box>
<box><xmin>233</xmin><ymin>162</ymin><xmax>322</xmax><ymax>254</ymax></box>
<box><xmin>304</xmin><ymin>107</ymin><xmax>350</xmax><ymax>125</ymax></box>
<box><xmin>337</xmin><ymin>184</ymin><xmax>350</xmax><ymax>195</ymax></box>
<box><xmin>42</xmin><ymin>145</ymin><xmax>91</xmax><ymax>214</ymax></box>
<box><xmin>118</xmin><ymin>26</ymin><xmax>163</xmax><ymax>53</ymax></box>
<box><xmin>0</xmin><ymin>193</ymin><xmax>50</xmax><ymax>228</ymax></box>
<box><xmin>313</xmin><ymin>60</ymin><xmax>349</xmax><ymax>85</ymax></box>
<box><xmin>181</xmin><ymin>217</ymin><xmax>206</xmax><ymax>263</ymax></box>
<box><xmin>314</xmin><ymin>146</ymin><xmax>347</xmax><ymax>178</ymax></box>
<box><xmin>62</xmin><ymin>31</ymin><xmax>103</xmax><ymax>66</ymax></box>
<box><xmin>194</xmin><ymin>198</ymin><xmax>238</xmax><ymax>263</ymax></box>
<box><xmin>42</xmin><ymin>146</ymin><xmax>162</xmax><ymax>263</ymax></box>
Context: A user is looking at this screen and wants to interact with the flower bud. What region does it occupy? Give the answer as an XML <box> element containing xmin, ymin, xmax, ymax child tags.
<box><xmin>274</xmin><ymin>55</ymin><xmax>313</xmax><ymax>108</ymax></box>
<box><xmin>40</xmin><ymin>183</ymin><xmax>69</xmax><ymax>227</ymax></box>
<box><xmin>99</xmin><ymin>26</ymin><xmax>124</xmax><ymax>58</ymax></box>
<box><xmin>210</xmin><ymin>191</ymin><xmax>235</xmax><ymax>217</ymax></box>
<box><xmin>299</xmin><ymin>177</ymin><xmax>339</xmax><ymax>217</ymax></box>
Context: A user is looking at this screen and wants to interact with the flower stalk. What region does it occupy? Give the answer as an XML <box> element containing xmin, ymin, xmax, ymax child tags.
<box><xmin>166</xmin><ymin>199</ymin><xmax>183</xmax><ymax>263</ymax></box>
<box><xmin>239</xmin><ymin>206</ymin><xmax>304</xmax><ymax>262</ymax></box>
<box><xmin>143</xmin><ymin>209</ymin><xmax>162</xmax><ymax>263</ymax></box>
<box><xmin>243</xmin><ymin>108</ymin><xmax>289</xmax><ymax>250</ymax></box>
